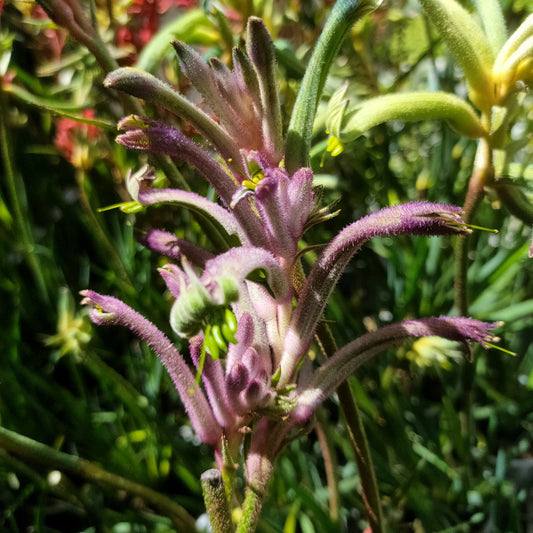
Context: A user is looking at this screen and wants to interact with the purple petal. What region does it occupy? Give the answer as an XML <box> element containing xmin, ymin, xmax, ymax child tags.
<box><xmin>202</xmin><ymin>246</ymin><xmax>291</xmax><ymax>301</ymax></box>
<box><xmin>80</xmin><ymin>290</ymin><xmax>222</xmax><ymax>446</ymax></box>
<box><xmin>189</xmin><ymin>338</ymin><xmax>239</xmax><ymax>429</ymax></box>
<box><xmin>225</xmin><ymin>313</ymin><xmax>256</xmax><ymax>369</ymax></box>
<box><xmin>225</xmin><ymin>362</ymin><xmax>251</xmax><ymax>416</ymax></box>
<box><xmin>104</xmin><ymin>68</ymin><xmax>244</xmax><ymax>168</ymax></box>
<box><xmin>120</xmin><ymin>129</ymin><xmax>268</xmax><ymax>249</ymax></box>
<box><xmin>158</xmin><ymin>264</ymin><xmax>187</xmax><ymax>299</ymax></box>
<box><xmin>125</xmin><ymin>176</ymin><xmax>245</xmax><ymax>244</ymax></box>
<box><xmin>210</xmin><ymin>57</ymin><xmax>263</xmax><ymax>143</ymax></box>
<box><xmin>255</xmin><ymin>172</ymin><xmax>296</xmax><ymax>257</ymax></box>
<box><xmin>172</xmin><ymin>41</ymin><xmax>255</xmax><ymax>148</ymax></box>
<box><xmin>287</xmin><ymin>168</ymin><xmax>315</xmax><ymax>237</ymax></box>
<box><xmin>246</xmin><ymin>17</ymin><xmax>283</xmax><ymax>165</ymax></box>
<box><xmin>117</xmin><ymin>120</ymin><xmax>237</xmax><ymax>206</ymax></box>
<box><xmin>254</xmin><ymin>167</ymin><xmax>315</xmax><ymax>257</ymax></box>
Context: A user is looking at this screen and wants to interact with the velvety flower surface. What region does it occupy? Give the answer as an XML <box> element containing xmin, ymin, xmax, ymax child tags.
<box><xmin>82</xmin><ymin>12</ymin><xmax>501</xmax><ymax>531</ymax></box>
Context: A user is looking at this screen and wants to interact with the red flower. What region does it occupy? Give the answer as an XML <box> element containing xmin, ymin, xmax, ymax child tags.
<box><xmin>54</xmin><ymin>109</ymin><xmax>101</xmax><ymax>168</ymax></box>
<box><xmin>116</xmin><ymin>0</ymin><xmax>198</xmax><ymax>56</ymax></box>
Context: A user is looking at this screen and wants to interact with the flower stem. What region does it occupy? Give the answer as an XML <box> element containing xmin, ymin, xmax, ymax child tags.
<box><xmin>454</xmin><ymin>137</ymin><xmax>493</xmax><ymax>316</ymax></box>
<box><xmin>0</xmin><ymin>425</ymin><xmax>197</xmax><ymax>531</ymax></box>
<box><xmin>237</xmin><ymin>456</ymin><xmax>274</xmax><ymax>533</ymax></box>
<box><xmin>202</xmin><ymin>469</ymin><xmax>235</xmax><ymax>533</ymax></box>
<box><xmin>315</xmin><ymin>411</ymin><xmax>340</xmax><ymax>524</ymax></box>
<box><xmin>316</xmin><ymin>322</ymin><xmax>384</xmax><ymax>533</ymax></box>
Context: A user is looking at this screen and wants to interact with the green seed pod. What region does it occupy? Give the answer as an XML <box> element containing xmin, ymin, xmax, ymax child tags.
<box><xmin>211</xmin><ymin>324</ymin><xmax>228</xmax><ymax>353</ymax></box>
<box><xmin>221</xmin><ymin>323</ymin><xmax>238</xmax><ymax>346</ymax></box>
<box><xmin>203</xmin><ymin>327</ymin><xmax>220</xmax><ymax>361</ymax></box>
<box><xmin>225</xmin><ymin>308</ymin><xmax>238</xmax><ymax>334</ymax></box>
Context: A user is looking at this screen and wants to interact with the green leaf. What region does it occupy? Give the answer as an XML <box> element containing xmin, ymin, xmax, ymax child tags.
<box><xmin>7</xmin><ymin>85</ymin><xmax>113</xmax><ymax>130</ymax></box>
<box><xmin>285</xmin><ymin>0</ymin><xmax>377</xmax><ymax>173</ymax></box>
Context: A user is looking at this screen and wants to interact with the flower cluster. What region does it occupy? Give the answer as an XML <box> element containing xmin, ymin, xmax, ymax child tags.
<box><xmin>81</xmin><ymin>9</ymin><xmax>500</xmax><ymax>530</ymax></box>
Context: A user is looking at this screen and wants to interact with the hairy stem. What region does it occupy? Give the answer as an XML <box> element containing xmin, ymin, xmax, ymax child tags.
<box><xmin>454</xmin><ymin>137</ymin><xmax>493</xmax><ymax>316</ymax></box>
<box><xmin>315</xmin><ymin>411</ymin><xmax>340</xmax><ymax>524</ymax></box>
<box><xmin>202</xmin><ymin>469</ymin><xmax>235</xmax><ymax>533</ymax></box>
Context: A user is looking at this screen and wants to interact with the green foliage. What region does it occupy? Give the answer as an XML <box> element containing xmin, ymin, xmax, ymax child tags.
<box><xmin>1</xmin><ymin>0</ymin><xmax>532</xmax><ymax>532</ymax></box>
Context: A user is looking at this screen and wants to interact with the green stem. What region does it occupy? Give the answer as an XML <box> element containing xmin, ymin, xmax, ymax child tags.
<box><xmin>0</xmin><ymin>86</ymin><xmax>49</xmax><ymax>303</ymax></box>
<box><xmin>454</xmin><ymin>137</ymin><xmax>493</xmax><ymax>316</ymax></box>
<box><xmin>236</xmin><ymin>457</ymin><xmax>274</xmax><ymax>533</ymax></box>
<box><xmin>454</xmin><ymin>136</ymin><xmax>493</xmax><ymax>489</ymax></box>
<box><xmin>201</xmin><ymin>469</ymin><xmax>235</xmax><ymax>533</ymax></box>
<box><xmin>315</xmin><ymin>412</ymin><xmax>340</xmax><ymax>524</ymax></box>
<box><xmin>0</xmin><ymin>425</ymin><xmax>197</xmax><ymax>531</ymax></box>
<box><xmin>316</xmin><ymin>322</ymin><xmax>384</xmax><ymax>533</ymax></box>
<box><xmin>285</xmin><ymin>0</ymin><xmax>375</xmax><ymax>174</ymax></box>
<box><xmin>0</xmin><ymin>448</ymin><xmax>111</xmax><ymax>527</ymax></box>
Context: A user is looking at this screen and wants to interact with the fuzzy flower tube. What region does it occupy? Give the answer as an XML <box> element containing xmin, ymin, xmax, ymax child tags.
<box><xmin>82</xmin><ymin>2</ymin><xmax>501</xmax><ymax>531</ymax></box>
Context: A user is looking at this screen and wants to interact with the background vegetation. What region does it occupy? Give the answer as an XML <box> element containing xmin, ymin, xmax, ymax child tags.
<box><xmin>1</xmin><ymin>0</ymin><xmax>532</xmax><ymax>531</ymax></box>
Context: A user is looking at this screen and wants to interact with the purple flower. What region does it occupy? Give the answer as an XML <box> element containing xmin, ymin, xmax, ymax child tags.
<box><xmin>85</xmin><ymin>14</ymin><xmax>502</xmax><ymax>528</ymax></box>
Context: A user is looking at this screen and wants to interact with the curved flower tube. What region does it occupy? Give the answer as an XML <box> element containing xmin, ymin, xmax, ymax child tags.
<box><xmin>279</xmin><ymin>203</ymin><xmax>472</xmax><ymax>385</ymax></box>
<box><xmin>80</xmin><ymin>290</ymin><xmax>222</xmax><ymax>448</ymax></box>
<box><xmin>291</xmin><ymin>317</ymin><xmax>500</xmax><ymax>424</ymax></box>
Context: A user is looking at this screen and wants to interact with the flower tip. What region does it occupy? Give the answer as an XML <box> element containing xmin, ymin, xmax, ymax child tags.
<box><xmin>79</xmin><ymin>289</ymin><xmax>96</xmax><ymax>305</ymax></box>
<box><xmin>103</xmin><ymin>73</ymin><xmax>114</xmax><ymax>88</ymax></box>
<box><xmin>103</xmin><ymin>68</ymin><xmax>130</xmax><ymax>89</ymax></box>
<box><xmin>117</xmin><ymin>114</ymin><xmax>143</xmax><ymax>131</ymax></box>
<box><xmin>170</xmin><ymin>40</ymin><xmax>184</xmax><ymax>53</ymax></box>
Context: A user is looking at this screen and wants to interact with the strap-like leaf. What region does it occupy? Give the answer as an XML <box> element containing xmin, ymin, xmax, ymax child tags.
<box><xmin>285</xmin><ymin>0</ymin><xmax>376</xmax><ymax>173</ymax></box>
<box><xmin>419</xmin><ymin>0</ymin><xmax>495</xmax><ymax>112</ymax></box>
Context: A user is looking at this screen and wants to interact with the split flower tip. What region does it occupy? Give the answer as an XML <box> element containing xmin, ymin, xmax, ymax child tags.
<box><xmin>80</xmin><ymin>290</ymin><xmax>120</xmax><ymax>325</ymax></box>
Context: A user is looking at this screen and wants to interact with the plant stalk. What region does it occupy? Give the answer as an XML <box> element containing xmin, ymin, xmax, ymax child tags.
<box><xmin>202</xmin><ymin>469</ymin><xmax>235</xmax><ymax>533</ymax></box>
<box><xmin>454</xmin><ymin>136</ymin><xmax>493</xmax><ymax>316</ymax></box>
<box><xmin>0</xmin><ymin>425</ymin><xmax>197</xmax><ymax>531</ymax></box>
<box><xmin>317</xmin><ymin>322</ymin><xmax>384</xmax><ymax>533</ymax></box>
